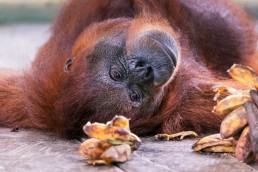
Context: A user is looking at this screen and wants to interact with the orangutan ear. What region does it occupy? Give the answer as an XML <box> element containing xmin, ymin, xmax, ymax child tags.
<box><xmin>64</xmin><ymin>58</ymin><xmax>73</xmax><ymax>72</ymax></box>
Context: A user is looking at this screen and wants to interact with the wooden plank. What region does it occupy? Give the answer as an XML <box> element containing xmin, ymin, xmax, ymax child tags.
<box><xmin>119</xmin><ymin>138</ymin><xmax>256</xmax><ymax>172</ymax></box>
<box><xmin>0</xmin><ymin>127</ymin><xmax>123</xmax><ymax>172</ymax></box>
<box><xmin>1</xmin><ymin>128</ymin><xmax>257</xmax><ymax>172</ymax></box>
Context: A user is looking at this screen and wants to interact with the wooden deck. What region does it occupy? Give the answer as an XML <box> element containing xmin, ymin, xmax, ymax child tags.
<box><xmin>0</xmin><ymin>127</ymin><xmax>257</xmax><ymax>172</ymax></box>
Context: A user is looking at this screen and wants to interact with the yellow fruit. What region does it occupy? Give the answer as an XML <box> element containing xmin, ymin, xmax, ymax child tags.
<box><xmin>192</xmin><ymin>134</ymin><xmax>236</xmax><ymax>152</ymax></box>
<box><xmin>111</xmin><ymin>115</ymin><xmax>130</xmax><ymax>131</ymax></box>
<box><xmin>130</xmin><ymin>133</ymin><xmax>142</xmax><ymax>143</ymax></box>
<box><xmin>203</xmin><ymin>145</ymin><xmax>235</xmax><ymax>153</ymax></box>
<box><xmin>101</xmin><ymin>144</ymin><xmax>132</xmax><ymax>164</ymax></box>
<box><xmin>244</xmin><ymin>101</ymin><xmax>258</xmax><ymax>154</ymax></box>
<box><xmin>155</xmin><ymin>131</ymin><xmax>198</xmax><ymax>141</ymax></box>
<box><xmin>220</xmin><ymin>106</ymin><xmax>248</xmax><ymax>139</ymax></box>
<box><xmin>212</xmin><ymin>94</ymin><xmax>250</xmax><ymax>115</ymax></box>
<box><xmin>80</xmin><ymin>115</ymin><xmax>140</xmax><ymax>165</ymax></box>
<box><xmin>79</xmin><ymin>138</ymin><xmax>111</xmax><ymax>159</ymax></box>
<box><xmin>212</xmin><ymin>85</ymin><xmax>249</xmax><ymax>101</ymax></box>
<box><xmin>235</xmin><ymin>126</ymin><xmax>256</xmax><ymax>163</ymax></box>
<box><xmin>85</xmin><ymin>159</ymin><xmax>108</xmax><ymax>165</ymax></box>
<box><xmin>227</xmin><ymin>64</ymin><xmax>258</xmax><ymax>90</ymax></box>
<box><xmin>83</xmin><ymin>122</ymin><xmax>131</xmax><ymax>141</ymax></box>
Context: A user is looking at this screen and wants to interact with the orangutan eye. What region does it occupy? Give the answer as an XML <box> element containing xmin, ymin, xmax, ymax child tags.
<box><xmin>110</xmin><ymin>67</ymin><xmax>124</xmax><ymax>81</ymax></box>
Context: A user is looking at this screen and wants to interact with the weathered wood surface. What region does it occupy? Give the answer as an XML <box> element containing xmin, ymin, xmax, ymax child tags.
<box><xmin>0</xmin><ymin>127</ymin><xmax>257</xmax><ymax>172</ymax></box>
<box><xmin>0</xmin><ymin>128</ymin><xmax>123</xmax><ymax>172</ymax></box>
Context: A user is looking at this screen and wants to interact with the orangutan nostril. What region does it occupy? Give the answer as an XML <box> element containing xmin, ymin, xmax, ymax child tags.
<box><xmin>134</xmin><ymin>60</ymin><xmax>154</xmax><ymax>84</ymax></box>
<box><xmin>129</xmin><ymin>88</ymin><xmax>141</xmax><ymax>103</ymax></box>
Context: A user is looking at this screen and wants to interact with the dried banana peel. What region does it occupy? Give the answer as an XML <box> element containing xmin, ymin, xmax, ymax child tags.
<box><xmin>112</xmin><ymin>115</ymin><xmax>130</xmax><ymax>131</ymax></box>
<box><xmin>212</xmin><ymin>85</ymin><xmax>249</xmax><ymax>101</ymax></box>
<box><xmin>79</xmin><ymin>115</ymin><xmax>141</xmax><ymax>165</ymax></box>
<box><xmin>100</xmin><ymin>144</ymin><xmax>132</xmax><ymax>164</ymax></box>
<box><xmin>245</xmin><ymin>101</ymin><xmax>258</xmax><ymax>154</ymax></box>
<box><xmin>212</xmin><ymin>94</ymin><xmax>250</xmax><ymax>115</ymax></box>
<box><xmin>192</xmin><ymin>134</ymin><xmax>236</xmax><ymax>152</ymax></box>
<box><xmin>203</xmin><ymin>145</ymin><xmax>235</xmax><ymax>153</ymax></box>
<box><xmin>193</xmin><ymin>64</ymin><xmax>258</xmax><ymax>164</ymax></box>
<box><xmin>79</xmin><ymin>138</ymin><xmax>111</xmax><ymax>159</ymax></box>
<box><xmin>227</xmin><ymin>64</ymin><xmax>258</xmax><ymax>90</ymax></box>
<box><xmin>235</xmin><ymin>127</ymin><xmax>256</xmax><ymax>163</ymax></box>
<box><xmin>83</xmin><ymin>122</ymin><xmax>131</xmax><ymax>141</ymax></box>
<box><xmin>220</xmin><ymin>106</ymin><xmax>248</xmax><ymax>139</ymax></box>
<box><xmin>155</xmin><ymin>131</ymin><xmax>198</xmax><ymax>141</ymax></box>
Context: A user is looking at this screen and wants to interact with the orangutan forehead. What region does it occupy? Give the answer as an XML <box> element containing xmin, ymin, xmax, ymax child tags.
<box><xmin>127</xmin><ymin>15</ymin><xmax>176</xmax><ymax>40</ymax></box>
<box><xmin>71</xmin><ymin>18</ymin><xmax>129</xmax><ymax>56</ymax></box>
<box><xmin>71</xmin><ymin>15</ymin><xmax>176</xmax><ymax>57</ymax></box>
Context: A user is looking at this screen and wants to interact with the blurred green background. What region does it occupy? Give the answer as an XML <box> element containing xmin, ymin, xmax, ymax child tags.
<box><xmin>0</xmin><ymin>0</ymin><xmax>257</xmax><ymax>25</ymax></box>
<box><xmin>0</xmin><ymin>0</ymin><xmax>63</xmax><ymax>25</ymax></box>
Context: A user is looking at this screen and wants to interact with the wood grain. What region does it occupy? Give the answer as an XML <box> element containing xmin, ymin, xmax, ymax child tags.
<box><xmin>0</xmin><ymin>128</ymin><xmax>257</xmax><ymax>172</ymax></box>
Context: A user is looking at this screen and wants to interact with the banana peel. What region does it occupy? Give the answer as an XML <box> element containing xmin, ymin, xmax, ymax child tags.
<box><xmin>100</xmin><ymin>144</ymin><xmax>132</xmax><ymax>164</ymax></box>
<box><xmin>155</xmin><ymin>131</ymin><xmax>198</xmax><ymax>141</ymax></box>
<box><xmin>83</xmin><ymin>122</ymin><xmax>131</xmax><ymax>141</ymax></box>
<box><xmin>112</xmin><ymin>115</ymin><xmax>130</xmax><ymax>131</ymax></box>
<box><xmin>79</xmin><ymin>115</ymin><xmax>141</xmax><ymax>165</ymax></box>
<box><xmin>192</xmin><ymin>134</ymin><xmax>236</xmax><ymax>152</ymax></box>
<box><xmin>212</xmin><ymin>94</ymin><xmax>250</xmax><ymax>115</ymax></box>
<box><xmin>203</xmin><ymin>145</ymin><xmax>235</xmax><ymax>153</ymax></box>
<box><xmin>79</xmin><ymin>138</ymin><xmax>111</xmax><ymax>159</ymax></box>
<box><xmin>235</xmin><ymin>127</ymin><xmax>256</xmax><ymax>163</ymax></box>
<box><xmin>244</xmin><ymin>102</ymin><xmax>258</xmax><ymax>154</ymax></box>
<box><xmin>193</xmin><ymin>64</ymin><xmax>258</xmax><ymax>164</ymax></box>
<box><xmin>212</xmin><ymin>85</ymin><xmax>249</xmax><ymax>101</ymax></box>
<box><xmin>227</xmin><ymin>64</ymin><xmax>258</xmax><ymax>90</ymax></box>
<box><xmin>220</xmin><ymin>106</ymin><xmax>248</xmax><ymax>139</ymax></box>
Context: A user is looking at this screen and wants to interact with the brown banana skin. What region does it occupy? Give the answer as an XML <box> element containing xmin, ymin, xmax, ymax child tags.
<box><xmin>235</xmin><ymin>127</ymin><xmax>256</xmax><ymax>163</ymax></box>
<box><xmin>213</xmin><ymin>95</ymin><xmax>250</xmax><ymax>115</ymax></box>
<box><xmin>227</xmin><ymin>64</ymin><xmax>258</xmax><ymax>90</ymax></box>
<box><xmin>245</xmin><ymin>102</ymin><xmax>258</xmax><ymax>154</ymax></box>
<box><xmin>192</xmin><ymin>134</ymin><xmax>236</xmax><ymax>152</ymax></box>
<box><xmin>193</xmin><ymin>65</ymin><xmax>258</xmax><ymax>163</ymax></box>
<box><xmin>220</xmin><ymin>106</ymin><xmax>247</xmax><ymax>139</ymax></box>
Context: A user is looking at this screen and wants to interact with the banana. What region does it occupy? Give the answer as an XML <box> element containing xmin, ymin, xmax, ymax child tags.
<box><xmin>203</xmin><ymin>145</ymin><xmax>235</xmax><ymax>153</ymax></box>
<box><xmin>193</xmin><ymin>64</ymin><xmax>258</xmax><ymax>161</ymax></box>
<box><xmin>212</xmin><ymin>94</ymin><xmax>250</xmax><ymax>115</ymax></box>
<box><xmin>79</xmin><ymin>138</ymin><xmax>111</xmax><ymax>159</ymax></box>
<box><xmin>85</xmin><ymin>159</ymin><xmax>108</xmax><ymax>165</ymax></box>
<box><xmin>220</xmin><ymin>106</ymin><xmax>248</xmax><ymax>139</ymax></box>
<box><xmin>235</xmin><ymin>126</ymin><xmax>256</xmax><ymax>163</ymax></box>
<box><xmin>83</xmin><ymin>122</ymin><xmax>131</xmax><ymax>141</ymax></box>
<box><xmin>100</xmin><ymin>144</ymin><xmax>132</xmax><ymax>164</ymax></box>
<box><xmin>111</xmin><ymin>115</ymin><xmax>130</xmax><ymax>131</ymax></box>
<box><xmin>80</xmin><ymin>115</ymin><xmax>141</xmax><ymax>165</ymax></box>
<box><xmin>227</xmin><ymin>64</ymin><xmax>258</xmax><ymax>90</ymax></box>
<box><xmin>85</xmin><ymin>144</ymin><xmax>132</xmax><ymax>165</ymax></box>
<box><xmin>212</xmin><ymin>85</ymin><xmax>249</xmax><ymax>101</ymax></box>
<box><xmin>192</xmin><ymin>134</ymin><xmax>236</xmax><ymax>152</ymax></box>
<box><xmin>250</xmin><ymin>90</ymin><xmax>258</xmax><ymax>106</ymax></box>
<box><xmin>245</xmin><ymin>101</ymin><xmax>258</xmax><ymax>154</ymax></box>
<box><xmin>155</xmin><ymin>131</ymin><xmax>198</xmax><ymax>141</ymax></box>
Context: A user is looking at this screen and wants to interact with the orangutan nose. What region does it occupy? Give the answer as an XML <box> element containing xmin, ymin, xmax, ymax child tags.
<box><xmin>128</xmin><ymin>31</ymin><xmax>178</xmax><ymax>87</ymax></box>
<box><xmin>133</xmin><ymin>60</ymin><xmax>154</xmax><ymax>84</ymax></box>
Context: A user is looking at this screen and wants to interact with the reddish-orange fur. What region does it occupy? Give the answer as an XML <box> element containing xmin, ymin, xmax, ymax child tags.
<box><xmin>0</xmin><ymin>0</ymin><xmax>257</xmax><ymax>138</ymax></box>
